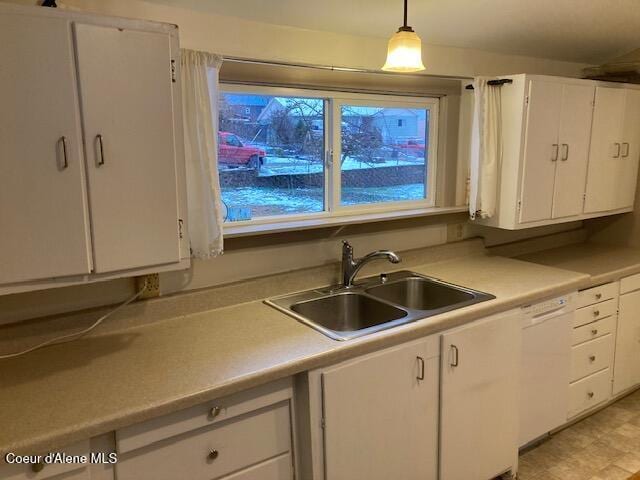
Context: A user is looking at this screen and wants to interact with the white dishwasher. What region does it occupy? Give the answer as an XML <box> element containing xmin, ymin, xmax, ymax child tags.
<box><xmin>519</xmin><ymin>293</ymin><xmax>575</xmax><ymax>447</ymax></box>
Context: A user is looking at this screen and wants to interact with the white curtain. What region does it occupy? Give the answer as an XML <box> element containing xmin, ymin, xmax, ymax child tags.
<box><xmin>181</xmin><ymin>50</ymin><xmax>224</xmax><ymax>258</ymax></box>
<box><xmin>469</xmin><ymin>77</ymin><xmax>503</xmax><ymax>219</ymax></box>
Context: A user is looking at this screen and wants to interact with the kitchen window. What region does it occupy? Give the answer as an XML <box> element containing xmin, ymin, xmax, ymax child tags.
<box><xmin>216</xmin><ymin>85</ymin><xmax>438</xmax><ymax>227</ymax></box>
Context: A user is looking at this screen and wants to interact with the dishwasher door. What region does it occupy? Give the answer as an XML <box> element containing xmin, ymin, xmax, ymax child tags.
<box><xmin>519</xmin><ymin>307</ymin><xmax>573</xmax><ymax>446</ymax></box>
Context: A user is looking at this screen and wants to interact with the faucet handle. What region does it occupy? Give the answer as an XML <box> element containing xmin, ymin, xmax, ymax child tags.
<box><xmin>342</xmin><ymin>240</ymin><xmax>353</xmax><ymax>253</ymax></box>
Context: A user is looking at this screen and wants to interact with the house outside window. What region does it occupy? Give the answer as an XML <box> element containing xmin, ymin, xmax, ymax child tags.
<box><xmin>216</xmin><ymin>85</ymin><xmax>438</xmax><ymax>226</ymax></box>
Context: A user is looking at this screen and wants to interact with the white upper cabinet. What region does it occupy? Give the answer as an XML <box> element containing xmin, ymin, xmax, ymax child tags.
<box><xmin>472</xmin><ymin>74</ymin><xmax>640</xmax><ymax>230</ymax></box>
<box><xmin>74</xmin><ymin>24</ymin><xmax>180</xmax><ymax>273</ymax></box>
<box><xmin>0</xmin><ymin>5</ymin><xmax>188</xmax><ymax>293</ymax></box>
<box><xmin>584</xmin><ymin>87</ymin><xmax>640</xmax><ymax>213</ymax></box>
<box><xmin>519</xmin><ymin>80</ymin><xmax>563</xmax><ymax>223</ymax></box>
<box><xmin>553</xmin><ymin>83</ymin><xmax>595</xmax><ymax>219</ymax></box>
<box><xmin>0</xmin><ymin>14</ymin><xmax>93</xmax><ymax>284</ymax></box>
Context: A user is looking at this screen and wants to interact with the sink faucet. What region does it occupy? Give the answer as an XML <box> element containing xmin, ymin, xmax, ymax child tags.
<box><xmin>341</xmin><ymin>240</ymin><xmax>401</xmax><ymax>288</ymax></box>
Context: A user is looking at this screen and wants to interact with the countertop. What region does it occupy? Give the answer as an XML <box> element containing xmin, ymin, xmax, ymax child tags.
<box><xmin>517</xmin><ymin>242</ymin><xmax>640</xmax><ymax>286</ymax></box>
<box><xmin>0</xmin><ymin>251</ymin><xmax>610</xmax><ymax>457</ymax></box>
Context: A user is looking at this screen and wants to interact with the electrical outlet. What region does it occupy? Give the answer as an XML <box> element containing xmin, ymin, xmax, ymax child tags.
<box><xmin>136</xmin><ymin>273</ymin><xmax>160</xmax><ymax>299</ymax></box>
<box><xmin>447</xmin><ymin>223</ymin><xmax>466</xmax><ymax>242</ymax></box>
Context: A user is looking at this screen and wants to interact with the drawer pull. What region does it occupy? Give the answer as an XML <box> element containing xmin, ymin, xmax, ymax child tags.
<box><xmin>587</xmin><ymin>391</ymin><xmax>594</xmax><ymax>398</ymax></box>
<box><xmin>31</xmin><ymin>462</ymin><xmax>45</xmax><ymax>473</ymax></box>
<box><xmin>591</xmin><ymin>329</ymin><xmax>599</xmax><ymax>335</ymax></box>
<box><xmin>209</xmin><ymin>406</ymin><xmax>222</xmax><ymax>419</ymax></box>
<box><xmin>593</xmin><ymin>310</ymin><xmax>600</xmax><ymax>317</ymax></box>
<box><xmin>208</xmin><ymin>449</ymin><xmax>219</xmax><ymax>461</ymax></box>
<box><xmin>589</xmin><ymin>355</ymin><xmax>596</xmax><ymax>362</ymax></box>
<box><xmin>595</xmin><ymin>293</ymin><xmax>602</xmax><ymax>300</ymax></box>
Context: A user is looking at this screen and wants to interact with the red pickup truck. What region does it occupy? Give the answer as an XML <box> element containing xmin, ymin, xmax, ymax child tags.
<box><xmin>218</xmin><ymin>132</ymin><xmax>266</xmax><ymax>169</ymax></box>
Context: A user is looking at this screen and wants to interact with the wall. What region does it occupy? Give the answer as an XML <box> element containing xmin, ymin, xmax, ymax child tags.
<box><xmin>0</xmin><ymin>0</ymin><xmax>591</xmax><ymax>324</ymax></box>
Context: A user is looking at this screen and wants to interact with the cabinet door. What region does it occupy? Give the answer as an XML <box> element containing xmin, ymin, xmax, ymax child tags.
<box><xmin>74</xmin><ymin>24</ymin><xmax>180</xmax><ymax>273</ymax></box>
<box><xmin>440</xmin><ymin>311</ymin><xmax>520</xmax><ymax>480</ymax></box>
<box><xmin>613</xmin><ymin>290</ymin><xmax>640</xmax><ymax>395</ymax></box>
<box><xmin>584</xmin><ymin>87</ymin><xmax>627</xmax><ymax>213</ymax></box>
<box><xmin>321</xmin><ymin>338</ymin><xmax>438</xmax><ymax>480</ymax></box>
<box><xmin>552</xmin><ymin>84</ymin><xmax>595</xmax><ymax>218</ymax></box>
<box><xmin>615</xmin><ymin>89</ymin><xmax>640</xmax><ymax>210</ymax></box>
<box><xmin>0</xmin><ymin>14</ymin><xmax>92</xmax><ymax>284</ymax></box>
<box><xmin>519</xmin><ymin>80</ymin><xmax>562</xmax><ymax>223</ymax></box>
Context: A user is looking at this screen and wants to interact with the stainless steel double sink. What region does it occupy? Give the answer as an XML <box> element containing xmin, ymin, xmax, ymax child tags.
<box><xmin>265</xmin><ymin>271</ymin><xmax>495</xmax><ymax>341</ymax></box>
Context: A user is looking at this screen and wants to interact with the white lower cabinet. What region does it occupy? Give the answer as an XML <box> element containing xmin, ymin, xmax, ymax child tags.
<box><xmin>440</xmin><ymin>309</ymin><xmax>521</xmax><ymax>480</ymax></box>
<box><xmin>0</xmin><ymin>440</ymin><xmax>91</xmax><ymax>480</ymax></box>
<box><xmin>300</xmin><ymin>336</ymin><xmax>440</xmax><ymax>480</ymax></box>
<box><xmin>114</xmin><ymin>378</ymin><xmax>294</xmax><ymax>480</ymax></box>
<box><xmin>613</xmin><ymin>286</ymin><xmax>640</xmax><ymax>395</ymax></box>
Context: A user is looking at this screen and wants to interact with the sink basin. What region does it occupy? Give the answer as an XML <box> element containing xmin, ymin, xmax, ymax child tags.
<box><xmin>366</xmin><ymin>276</ymin><xmax>476</xmax><ymax>311</ymax></box>
<box><xmin>265</xmin><ymin>271</ymin><xmax>494</xmax><ymax>341</ymax></box>
<box><xmin>291</xmin><ymin>292</ymin><xmax>407</xmax><ymax>332</ymax></box>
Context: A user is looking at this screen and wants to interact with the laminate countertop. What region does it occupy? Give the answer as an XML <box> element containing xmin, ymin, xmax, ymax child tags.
<box><xmin>0</xmin><ymin>252</ymin><xmax>607</xmax><ymax>457</ymax></box>
<box><xmin>517</xmin><ymin>242</ymin><xmax>640</xmax><ymax>287</ymax></box>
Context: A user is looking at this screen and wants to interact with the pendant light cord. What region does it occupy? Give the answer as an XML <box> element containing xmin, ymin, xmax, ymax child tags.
<box><xmin>403</xmin><ymin>0</ymin><xmax>408</xmax><ymax>28</ymax></box>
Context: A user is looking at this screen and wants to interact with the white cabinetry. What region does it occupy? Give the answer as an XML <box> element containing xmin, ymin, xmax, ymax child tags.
<box><xmin>472</xmin><ymin>74</ymin><xmax>640</xmax><ymax>230</ymax></box>
<box><xmin>440</xmin><ymin>309</ymin><xmax>521</xmax><ymax>480</ymax></box>
<box><xmin>568</xmin><ymin>283</ymin><xmax>618</xmax><ymax>418</ymax></box>
<box><xmin>301</xmin><ymin>336</ymin><xmax>439</xmax><ymax>480</ymax></box>
<box><xmin>519</xmin><ymin>80</ymin><xmax>594</xmax><ymax>223</ymax></box>
<box><xmin>0</xmin><ymin>5</ymin><xmax>188</xmax><ymax>293</ymax></box>
<box><xmin>585</xmin><ymin>88</ymin><xmax>640</xmax><ymax>213</ymax></box>
<box><xmin>115</xmin><ymin>379</ymin><xmax>294</xmax><ymax>480</ymax></box>
<box><xmin>613</xmin><ymin>277</ymin><xmax>640</xmax><ymax>395</ymax></box>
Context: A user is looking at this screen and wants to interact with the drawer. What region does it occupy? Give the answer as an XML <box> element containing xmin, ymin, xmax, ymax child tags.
<box><xmin>220</xmin><ymin>453</ymin><xmax>292</xmax><ymax>480</ymax></box>
<box><xmin>574</xmin><ymin>299</ymin><xmax>617</xmax><ymax>328</ymax></box>
<box><xmin>115</xmin><ymin>402</ymin><xmax>292</xmax><ymax>480</ymax></box>
<box><xmin>568</xmin><ymin>368</ymin><xmax>611</xmax><ymax>418</ymax></box>
<box><xmin>571</xmin><ymin>334</ymin><xmax>614</xmax><ymax>382</ymax></box>
<box><xmin>0</xmin><ymin>440</ymin><xmax>89</xmax><ymax>480</ymax></box>
<box><xmin>620</xmin><ymin>272</ymin><xmax>640</xmax><ymax>295</ymax></box>
<box><xmin>572</xmin><ymin>316</ymin><xmax>616</xmax><ymax>346</ymax></box>
<box><xmin>577</xmin><ymin>283</ymin><xmax>618</xmax><ymax>309</ymax></box>
<box><xmin>117</xmin><ymin>377</ymin><xmax>292</xmax><ymax>453</ymax></box>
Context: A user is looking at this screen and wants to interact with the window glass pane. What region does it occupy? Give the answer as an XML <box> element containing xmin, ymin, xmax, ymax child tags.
<box><xmin>340</xmin><ymin>105</ymin><xmax>429</xmax><ymax>206</ymax></box>
<box><xmin>218</xmin><ymin>93</ymin><xmax>325</xmax><ymax>221</ymax></box>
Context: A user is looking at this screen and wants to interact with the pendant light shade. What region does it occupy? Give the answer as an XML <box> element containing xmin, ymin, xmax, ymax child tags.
<box><xmin>382</xmin><ymin>0</ymin><xmax>425</xmax><ymax>72</ymax></box>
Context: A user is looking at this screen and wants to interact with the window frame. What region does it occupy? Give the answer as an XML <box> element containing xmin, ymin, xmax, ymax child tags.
<box><xmin>218</xmin><ymin>83</ymin><xmax>439</xmax><ymax>230</ymax></box>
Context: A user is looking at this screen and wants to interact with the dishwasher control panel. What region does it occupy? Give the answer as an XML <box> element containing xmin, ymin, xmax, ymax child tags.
<box><xmin>521</xmin><ymin>294</ymin><xmax>575</xmax><ymax>318</ymax></box>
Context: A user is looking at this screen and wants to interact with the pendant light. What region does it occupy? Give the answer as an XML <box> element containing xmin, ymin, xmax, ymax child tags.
<box><xmin>382</xmin><ymin>0</ymin><xmax>425</xmax><ymax>72</ymax></box>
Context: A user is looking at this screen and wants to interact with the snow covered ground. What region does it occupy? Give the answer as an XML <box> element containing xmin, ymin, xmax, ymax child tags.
<box><xmin>221</xmin><ymin>184</ymin><xmax>425</xmax><ymax>220</ymax></box>
<box><xmin>257</xmin><ymin>155</ymin><xmax>424</xmax><ymax>176</ymax></box>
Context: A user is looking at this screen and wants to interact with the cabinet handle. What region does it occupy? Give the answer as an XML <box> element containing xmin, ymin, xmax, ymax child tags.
<box><xmin>96</xmin><ymin>134</ymin><xmax>105</xmax><ymax>166</ymax></box>
<box><xmin>416</xmin><ymin>356</ymin><xmax>425</xmax><ymax>381</ymax></box>
<box><xmin>593</xmin><ymin>310</ymin><xmax>600</xmax><ymax>317</ymax></box>
<box><xmin>209</xmin><ymin>406</ymin><xmax>221</xmax><ymax>419</ymax></box>
<box><xmin>595</xmin><ymin>293</ymin><xmax>602</xmax><ymax>300</ymax></box>
<box><xmin>613</xmin><ymin>143</ymin><xmax>621</xmax><ymax>158</ymax></box>
<box><xmin>31</xmin><ymin>462</ymin><xmax>45</xmax><ymax>473</ymax></box>
<box><xmin>551</xmin><ymin>144</ymin><xmax>559</xmax><ymax>162</ymax></box>
<box><xmin>450</xmin><ymin>345</ymin><xmax>459</xmax><ymax>367</ymax></box>
<box><xmin>561</xmin><ymin>143</ymin><xmax>569</xmax><ymax>161</ymax></box>
<box><xmin>622</xmin><ymin>142</ymin><xmax>630</xmax><ymax>158</ymax></box>
<box><xmin>59</xmin><ymin>136</ymin><xmax>69</xmax><ymax>169</ymax></box>
<box><xmin>589</xmin><ymin>355</ymin><xmax>596</xmax><ymax>362</ymax></box>
<box><xmin>591</xmin><ymin>329</ymin><xmax>599</xmax><ymax>335</ymax></box>
<box><xmin>587</xmin><ymin>391</ymin><xmax>594</xmax><ymax>398</ymax></box>
<box><xmin>208</xmin><ymin>449</ymin><xmax>219</xmax><ymax>461</ymax></box>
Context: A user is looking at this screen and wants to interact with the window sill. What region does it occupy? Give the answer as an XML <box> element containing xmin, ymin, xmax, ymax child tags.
<box><xmin>223</xmin><ymin>206</ymin><xmax>468</xmax><ymax>238</ymax></box>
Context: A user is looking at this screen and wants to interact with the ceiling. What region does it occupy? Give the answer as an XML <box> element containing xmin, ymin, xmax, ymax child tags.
<box><xmin>145</xmin><ymin>0</ymin><xmax>639</xmax><ymax>64</ymax></box>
